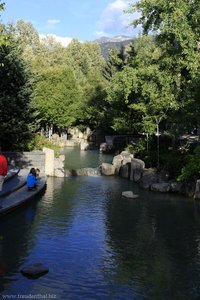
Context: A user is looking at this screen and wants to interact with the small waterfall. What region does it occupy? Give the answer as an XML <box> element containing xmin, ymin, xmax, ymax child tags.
<box><xmin>65</xmin><ymin>167</ymin><xmax>101</xmax><ymax>177</ymax></box>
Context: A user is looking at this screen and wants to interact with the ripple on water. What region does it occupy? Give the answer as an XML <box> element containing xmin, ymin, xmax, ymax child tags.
<box><xmin>1</xmin><ymin>175</ymin><xmax>200</xmax><ymax>299</ymax></box>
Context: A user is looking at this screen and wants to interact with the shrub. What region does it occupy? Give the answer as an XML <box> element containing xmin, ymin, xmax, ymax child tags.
<box><xmin>177</xmin><ymin>145</ymin><xmax>200</xmax><ymax>182</ymax></box>
<box><xmin>25</xmin><ymin>134</ymin><xmax>60</xmax><ymax>152</ymax></box>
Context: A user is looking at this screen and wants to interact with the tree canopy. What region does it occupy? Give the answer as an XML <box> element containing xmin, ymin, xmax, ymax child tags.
<box><xmin>0</xmin><ymin>0</ymin><xmax>199</xmax><ymax>167</ymax></box>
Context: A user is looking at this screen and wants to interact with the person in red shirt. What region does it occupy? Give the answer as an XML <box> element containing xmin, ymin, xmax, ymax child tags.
<box><xmin>0</xmin><ymin>150</ymin><xmax>8</xmax><ymax>192</ymax></box>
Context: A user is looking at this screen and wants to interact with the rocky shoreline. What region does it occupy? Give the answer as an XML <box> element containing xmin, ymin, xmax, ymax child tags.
<box><xmin>52</xmin><ymin>147</ymin><xmax>200</xmax><ymax>199</ymax></box>
<box><xmin>100</xmin><ymin>151</ymin><xmax>200</xmax><ymax>200</ymax></box>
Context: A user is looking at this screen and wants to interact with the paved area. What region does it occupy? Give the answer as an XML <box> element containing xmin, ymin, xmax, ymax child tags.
<box><xmin>0</xmin><ymin>175</ymin><xmax>26</xmax><ymax>198</ymax></box>
<box><xmin>0</xmin><ymin>168</ymin><xmax>46</xmax><ymax>216</ymax></box>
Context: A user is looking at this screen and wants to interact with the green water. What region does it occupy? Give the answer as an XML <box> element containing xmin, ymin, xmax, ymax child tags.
<box><xmin>62</xmin><ymin>147</ymin><xmax>113</xmax><ymax>169</ymax></box>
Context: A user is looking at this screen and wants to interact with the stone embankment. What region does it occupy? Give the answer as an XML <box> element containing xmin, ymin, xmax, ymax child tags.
<box><xmin>50</xmin><ymin>127</ymin><xmax>104</xmax><ymax>150</ymax></box>
<box><xmin>100</xmin><ymin>151</ymin><xmax>200</xmax><ymax>199</ymax></box>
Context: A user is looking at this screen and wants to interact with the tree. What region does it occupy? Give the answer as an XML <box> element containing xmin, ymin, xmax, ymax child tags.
<box><xmin>33</xmin><ymin>65</ymin><xmax>83</xmax><ymax>128</ymax></box>
<box><xmin>0</xmin><ymin>41</ymin><xmax>34</xmax><ymax>149</ymax></box>
<box><xmin>106</xmin><ymin>36</ymin><xmax>179</xmax><ymax>132</ymax></box>
<box><xmin>103</xmin><ymin>47</ymin><xmax>125</xmax><ymax>81</ymax></box>
<box><xmin>0</xmin><ymin>2</ymin><xmax>7</xmax><ymax>49</ymax></box>
<box><xmin>127</xmin><ymin>0</ymin><xmax>200</xmax><ymax>131</ymax></box>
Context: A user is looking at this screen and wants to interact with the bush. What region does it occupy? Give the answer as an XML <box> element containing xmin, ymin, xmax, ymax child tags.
<box><xmin>25</xmin><ymin>134</ymin><xmax>60</xmax><ymax>152</ymax></box>
<box><xmin>177</xmin><ymin>145</ymin><xmax>200</xmax><ymax>182</ymax></box>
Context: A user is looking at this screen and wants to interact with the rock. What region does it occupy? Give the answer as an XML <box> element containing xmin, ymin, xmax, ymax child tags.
<box><xmin>170</xmin><ymin>181</ymin><xmax>183</xmax><ymax>193</ymax></box>
<box><xmin>139</xmin><ymin>168</ymin><xmax>158</xmax><ymax>189</ymax></box>
<box><xmin>65</xmin><ymin>140</ymin><xmax>77</xmax><ymax>147</ymax></box>
<box><xmin>194</xmin><ymin>180</ymin><xmax>200</xmax><ymax>199</ymax></box>
<box><xmin>151</xmin><ymin>182</ymin><xmax>171</xmax><ymax>193</ymax></box>
<box><xmin>112</xmin><ymin>151</ymin><xmax>133</xmax><ymax>175</ymax></box>
<box><xmin>80</xmin><ymin>141</ymin><xmax>90</xmax><ymax>151</ymax></box>
<box><xmin>54</xmin><ymin>168</ymin><xmax>65</xmax><ymax>177</ymax></box>
<box><xmin>21</xmin><ymin>263</ymin><xmax>49</xmax><ymax>278</ymax></box>
<box><xmin>76</xmin><ymin>168</ymin><xmax>101</xmax><ymax>176</ymax></box>
<box><xmin>119</xmin><ymin>163</ymin><xmax>131</xmax><ymax>179</ymax></box>
<box><xmin>120</xmin><ymin>151</ymin><xmax>133</xmax><ymax>165</ymax></box>
<box><xmin>130</xmin><ymin>158</ymin><xmax>145</xmax><ymax>182</ymax></box>
<box><xmin>100</xmin><ymin>163</ymin><xmax>115</xmax><ymax>176</ymax></box>
<box><xmin>99</xmin><ymin>142</ymin><xmax>113</xmax><ymax>153</ymax></box>
<box><xmin>181</xmin><ymin>182</ymin><xmax>196</xmax><ymax>197</ymax></box>
<box><xmin>122</xmin><ymin>191</ymin><xmax>139</xmax><ymax>199</ymax></box>
<box><xmin>112</xmin><ymin>154</ymin><xmax>123</xmax><ymax>174</ymax></box>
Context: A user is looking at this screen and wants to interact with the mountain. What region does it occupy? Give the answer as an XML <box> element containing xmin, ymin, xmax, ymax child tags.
<box><xmin>95</xmin><ymin>36</ymin><xmax>134</xmax><ymax>58</ymax></box>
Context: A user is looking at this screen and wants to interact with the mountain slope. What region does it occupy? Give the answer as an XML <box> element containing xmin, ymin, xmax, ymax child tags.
<box><xmin>95</xmin><ymin>36</ymin><xmax>134</xmax><ymax>58</ymax></box>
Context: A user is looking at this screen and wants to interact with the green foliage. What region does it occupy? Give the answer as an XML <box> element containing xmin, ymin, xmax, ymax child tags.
<box><xmin>106</xmin><ymin>36</ymin><xmax>179</xmax><ymax>135</ymax></box>
<box><xmin>124</xmin><ymin>0</ymin><xmax>200</xmax><ymax>137</ymax></box>
<box><xmin>177</xmin><ymin>146</ymin><xmax>200</xmax><ymax>182</ymax></box>
<box><xmin>128</xmin><ymin>0</ymin><xmax>200</xmax><ymax>97</ymax></box>
<box><xmin>0</xmin><ymin>39</ymin><xmax>35</xmax><ymax>150</ymax></box>
<box><xmin>0</xmin><ymin>3</ymin><xmax>8</xmax><ymax>49</ymax></box>
<box><xmin>26</xmin><ymin>134</ymin><xmax>60</xmax><ymax>152</ymax></box>
<box><xmin>33</xmin><ymin>65</ymin><xmax>83</xmax><ymax>127</ymax></box>
<box><xmin>126</xmin><ymin>138</ymin><xmax>146</xmax><ymax>155</ymax></box>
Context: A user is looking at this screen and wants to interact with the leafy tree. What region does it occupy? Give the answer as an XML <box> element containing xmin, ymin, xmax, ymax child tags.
<box><xmin>129</xmin><ymin>0</ymin><xmax>200</xmax><ymax>73</ymax></box>
<box><xmin>0</xmin><ymin>41</ymin><xmax>34</xmax><ymax>150</ymax></box>
<box><xmin>128</xmin><ymin>0</ymin><xmax>200</xmax><ymax>132</ymax></box>
<box><xmin>103</xmin><ymin>47</ymin><xmax>125</xmax><ymax>81</ymax></box>
<box><xmin>177</xmin><ymin>146</ymin><xmax>200</xmax><ymax>182</ymax></box>
<box><xmin>7</xmin><ymin>19</ymin><xmax>40</xmax><ymax>52</ymax></box>
<box><xmin>106</xmin><ymin>36</ymin><xmax>179</xmax><ymax>135</ymax></box>
<box><xmin>33</xmin><ymin>65</ymin><xmax>83</xmax><ymax>128</ymax></box>
<box><xmin>0</xmin><ymin>2</ymin><xmax>7</xmax><ymax>52</ymax></box>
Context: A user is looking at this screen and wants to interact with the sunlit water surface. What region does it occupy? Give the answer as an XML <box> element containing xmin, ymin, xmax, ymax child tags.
<box><xmin>1</xmin><ymin>150</ymin><xmax>200</xmax><ymax>299</ymax></box>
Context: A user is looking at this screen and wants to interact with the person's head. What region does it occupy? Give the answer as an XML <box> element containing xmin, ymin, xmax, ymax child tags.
<box><xmin>36</xmin><ymin>168</ymin><xmax>40</xmax><ymax>177</ymax></box>
<box><xmin>30</xmin><ymin>168</ymin><xmax>36</xmax><ymax>176</ymax></box>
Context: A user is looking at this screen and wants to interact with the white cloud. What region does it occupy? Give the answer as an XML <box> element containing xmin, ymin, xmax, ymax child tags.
<box><xmin>40</xmin><ymin>34</ymin><xmax>73</xmax><ymax>47</ymax></box>
<box><xmin>46</xmin><ymin>19</ymin><xmax>61</xmax><ymax>29</ymax></box>
<box><xmin>95</xmin><ymin>31</ymin><xmax>108</xmax><ymax>38</ymax></box>
<box><xmin>96</xmin><ymin>0</ymin><xmax>140</xmax><ymax>37</ymax></box>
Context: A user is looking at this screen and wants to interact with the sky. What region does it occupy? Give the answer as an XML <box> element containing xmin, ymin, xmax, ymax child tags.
<box><xmin>1</xmin><ymin>0</ymin><xmax>140</xmax><ymax>46</ymax></box>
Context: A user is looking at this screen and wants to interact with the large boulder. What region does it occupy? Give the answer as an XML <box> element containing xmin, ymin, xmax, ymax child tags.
<box><xmin>54</xmin><ymin>168</ymin><xmax>65</xmax><ymax>177</ymax></box>
<box><xmin>80</xmin><ymin>141</ymin><xmax>90</xmax><ymax>151</ymax></box>
<box><xmin>139</xmin><ymin>168</ymin><xmax>158</xmax><ymax>189</ymax></box>
<box><xmin>112</xmin><ymin>154</ymin><xmax>123</xmax><ymax>174</ymax></box>
<box><xmin>170</xmin><ymin>181</ymin><xmax>183</xmax><ymax>193</ymax></box>
<box><xmin>112</xmin><ymin>151</ymin><xmax>133</xmax><ymax>175</ymax></box>
<box><xmin>130</xmin><ymin>158</ymin><xmax>145</xmax><ymax>182</ymax></box>
<box><xmin>100</xmin><ymin>163</ymin><xmax>115</xmax><ymax>176</ymax></box>
<box><xmin>120</xmin><ymin>151</ymin><xmax>133</xmax><ymax>164</ymax></box>
<box><xmin>99</xmin><ymin>142</ymin><xmax>113</xmax><ymax>153</ymax></box>
<box><xmin>119</xmin><ymin>163</ymin><xmax>131</xmax><ymax>179</ymax></box>
<box><xmin>151</xmin><ymin>182</ymin><xmax>171</xmax><ymax>193</ymax></box>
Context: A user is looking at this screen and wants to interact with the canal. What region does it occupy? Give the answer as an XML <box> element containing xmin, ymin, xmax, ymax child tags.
<box><xmin>1</xmin><ymin>148</ymin><xmax>200</xmax><ymax>299</ymax></box>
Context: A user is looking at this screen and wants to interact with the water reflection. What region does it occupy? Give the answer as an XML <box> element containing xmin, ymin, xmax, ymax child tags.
<box><xmin>1</xmin><ymin>171</ymin><xmax>200</xmax><ymax>299</ymax></box>
<box><xmin>0</xmin><ymin>202</ymin><xmax>39</xmax><ymax>293</ymax></box>
<box><xmin>105</xmin><ymin>189</ymin><xmax>200</xmax><ymax>299</ymax></box>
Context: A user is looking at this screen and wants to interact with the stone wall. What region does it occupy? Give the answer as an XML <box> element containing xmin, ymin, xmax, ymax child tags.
<box><xmin>4</xmin><ymin>150</ymin><xmax>46</xmax><ymax>175</ymax></box>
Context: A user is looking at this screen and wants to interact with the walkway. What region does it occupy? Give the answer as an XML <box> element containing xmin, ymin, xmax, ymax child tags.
<box><xmin>0</xmin><ymin>167</ymin><xmax>46</xmax><ymax>216</ymax></box>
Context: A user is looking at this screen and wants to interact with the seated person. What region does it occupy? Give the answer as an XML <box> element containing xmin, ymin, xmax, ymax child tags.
<box><xmin>27</xmin><ymin>168</ymin><xmax>37</xmax><ymax>191</ymax></box>
<box><xmin>36</xmin><ymin>168</ymin><xmax>40</xmax><ymax>179</ymax></box>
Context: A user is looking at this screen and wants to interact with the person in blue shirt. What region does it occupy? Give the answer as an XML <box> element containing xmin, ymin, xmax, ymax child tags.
<box><xmin>27</xmin><ymin>168</ymin><xmax>37</xmax><ymax>191</ymax></box>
